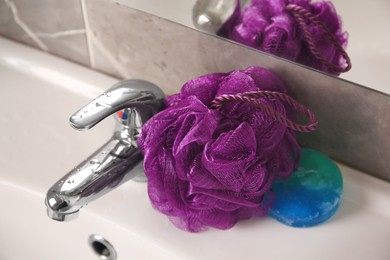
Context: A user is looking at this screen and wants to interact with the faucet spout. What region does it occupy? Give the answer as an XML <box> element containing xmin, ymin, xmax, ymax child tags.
<box><xmin>69</xmin><ymin>79</ymin><xmax>165</xmax><ymax>130</ymax></box>
<box><xmin>45</xmin><ymin>80</ymin><xmax>165</xmax><ymax>221</ymax></box>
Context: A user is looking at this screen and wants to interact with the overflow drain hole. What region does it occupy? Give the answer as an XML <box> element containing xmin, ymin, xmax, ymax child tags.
<box><xmin>88</xmin><ymin>234</ymin><xmax>117</xmax><ymax>260</ymax></box>
<box><xmin>92</xmin><ymin>241</ymin><xmax>110</xmax><ymax>257</ymax></box>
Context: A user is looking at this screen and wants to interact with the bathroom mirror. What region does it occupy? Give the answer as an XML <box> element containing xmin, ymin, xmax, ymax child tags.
<box><xmin>117</xmin><ymin>0</ymin><xmax>390</xmax><ymax>94</ymax></box>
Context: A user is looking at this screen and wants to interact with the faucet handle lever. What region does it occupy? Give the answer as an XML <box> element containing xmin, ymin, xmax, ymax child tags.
<box><xmin>69</xmin><ymin>80</ymin><xmax>165</xmax><ymax>130</ymax></box>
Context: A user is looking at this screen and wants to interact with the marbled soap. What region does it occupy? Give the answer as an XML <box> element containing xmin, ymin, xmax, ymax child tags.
<box><xmin>269</xmin><ymin>148</ymin><xmax>343</xmax><ymax>227</ymax></box>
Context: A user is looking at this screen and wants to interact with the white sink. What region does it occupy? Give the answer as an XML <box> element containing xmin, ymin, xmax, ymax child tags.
<box><xmin>1</xmin><ymin>37</ymin><xmax>390</xmax><ymax>260</ymax></box>
<box><xmin>0</xmin><ymin>181</ymin><xmax>177</xmax><ymax>260</ymax></box>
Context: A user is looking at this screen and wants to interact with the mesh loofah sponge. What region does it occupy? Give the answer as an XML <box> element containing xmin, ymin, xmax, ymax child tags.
<box><xmin>138</xmin><ymin>66</ymin><xmax>318</xmax><ymax>232</ymax></box>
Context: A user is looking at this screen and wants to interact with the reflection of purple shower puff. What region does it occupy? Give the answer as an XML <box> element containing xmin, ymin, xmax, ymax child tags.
<box><xmin>218</xmin><ymin>0</ymin><xmax>348</xmax><ymax>75</ymax></box>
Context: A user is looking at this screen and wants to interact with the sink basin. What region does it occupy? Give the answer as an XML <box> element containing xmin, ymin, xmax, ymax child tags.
<box><xmin>0</xmin><ymin>181</ymin><xmax>177</xmax><ymax>260</ymax></box>
<box><xmin>1</xmin><ymin>37</ymin><xmax>390</xmax><ymax>260</ymax></box>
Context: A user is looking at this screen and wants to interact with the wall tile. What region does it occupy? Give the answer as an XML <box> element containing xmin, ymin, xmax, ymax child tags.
<box><xmin>84</xmin><ymin>0</ymin><xmax>199</xmax><ymax>91</ymax></box>
<box><xmin>85</xmin><ymin>0</ymin><xmax>274</xmax><ymax>94</ymax></box>
<box><xmin>0</xmin><ymin>0</ymin><xmax>89</xmax><ymax>66</ymax></box>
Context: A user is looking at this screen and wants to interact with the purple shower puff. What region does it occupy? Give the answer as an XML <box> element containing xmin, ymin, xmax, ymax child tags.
<box><xmin>138</xmin><ymin>66</ymin><xmax>300</xmax><ymax>232</ymax></box>
<box><xmin>218</xmin><ymin>0</ymin><xmax>348</xmax><ymax>75</ymax></box>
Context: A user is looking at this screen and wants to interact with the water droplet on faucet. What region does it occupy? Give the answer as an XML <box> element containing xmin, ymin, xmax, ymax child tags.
<box><xmin>90</xmin><ymin>159</ymin><xmax>99</xmax><ymax>164</ymax></box>
<box><xmin>72</xmin><ymin>114</ymin><xmax>83</xmax><ymax>119</ymax></box>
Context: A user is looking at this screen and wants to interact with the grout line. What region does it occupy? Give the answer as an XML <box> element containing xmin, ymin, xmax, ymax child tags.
<box><xmin>79</xmin><ymin>0</ymin><xmax>130</xmax><ymax>79</ymax></box>
<box><xmin>89</xmin><ymin>34</ymin><xmax>131</xmax><ymax>79</ymax></box>
<box><xmin>4</xmin><ymin>0</ymin><xmax>49</xmax><ymax>51</ymax></box>
<box><xmin>35</xmin><ymin>29</ymin><xmax>86</xmax><ymax>38</ymax></box>
<box><xmin>80</xmin><ymin>0</ymin><xmax>95</xmax><ymax>68</ymax></box>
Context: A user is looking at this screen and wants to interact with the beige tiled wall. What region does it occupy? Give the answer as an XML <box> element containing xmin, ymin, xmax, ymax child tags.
<box><xmin>1</xmin><ymin>0</ymin><xmax>223</xmax><ymax>90</ymax></box>
<box><xmin>0</xmin><ymin>0</ymin><xmax>89</xmax><ymax>66</ymax></box>
<box><xmin>0</xmin><ymin>0</ymin><xmax>287</xmax><ymax>94</ymax></box>
<box><xmin>2</xmin><ymin>0</ymin><xmax>249</xmax><ymax>93</ymax></box>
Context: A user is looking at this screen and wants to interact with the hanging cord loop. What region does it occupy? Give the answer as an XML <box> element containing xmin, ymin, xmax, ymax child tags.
<box><xmin>210</xmin><ymin>90</ymin><xmax>318</xmax><ymax>133</ymax></box>
<box><xmin>285</xmin><ymin>4</ymin><xmax>352</xmax><ymax>73</ymax></box>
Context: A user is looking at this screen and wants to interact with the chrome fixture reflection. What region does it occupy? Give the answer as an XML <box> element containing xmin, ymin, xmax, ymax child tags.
<box><xmin>192</xmin><ymin>0</ymin><xmax>249</xmax><ymax>33</ymax></box>
<box><xmin>45</xmin><ymin>80</ymin><xmax>165</xmax><ymax>221</ymax></box>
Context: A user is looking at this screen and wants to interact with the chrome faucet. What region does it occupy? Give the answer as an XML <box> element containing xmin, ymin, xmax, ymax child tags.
<box><xmin>45</xmin><ymin>79</ymin><xmax>165</xmax><ymax>221</ymax></box>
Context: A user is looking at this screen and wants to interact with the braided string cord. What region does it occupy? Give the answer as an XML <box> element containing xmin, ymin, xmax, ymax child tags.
<box><xmin>211</xmin><ymin>90</ymin><xmax>318</xmax><ymax>133</ymax></box>
<box><xmin>285</xmin><ymin>4</ymin><xmax>352</xmax><ymax>73</ymax></box>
